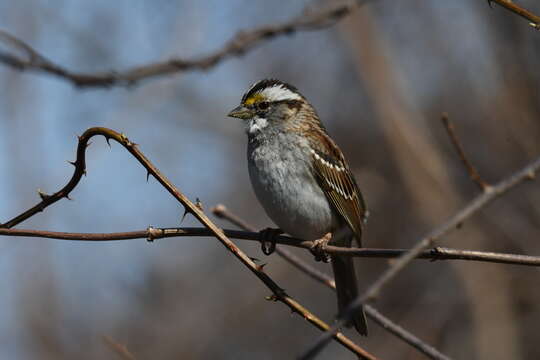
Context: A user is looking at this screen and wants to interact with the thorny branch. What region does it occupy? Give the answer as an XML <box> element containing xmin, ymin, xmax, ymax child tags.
<box><xmin>212</xmin><ymin>205</ymin><xmax>452</xmax><ymax>360</ymax></box>
<box><xmin>0</xmin><ymin>1</ymin><xmax>370</xmax><ymax>88</ymax></box>
<box><xmin>211</xmin><ymin>204</ymin><xmax>337</xmax><ymax>288</ymax></box>
<box><xmin>2</xmin><ymin>127</ymin><xmax>538</xmax><ymax>359</ymax></box>
<box><xmin>300</xmin><ymin>155</ymin><xmax>540</xmax><ymax>359</ymax></box>
<box><xmin>1</xmin><ymin>227</ymin><xmax>539</xmax><ymax>267</ymax></box>
<box><xmin>0</xmin><ymin>127</ymin><xmax>375</xmax><ymax>359</ymax></box>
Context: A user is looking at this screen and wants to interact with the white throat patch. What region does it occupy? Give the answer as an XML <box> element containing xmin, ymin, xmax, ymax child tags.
<box><xmin>247</xmin><ymin>117</ymin><xmax>268</xmax><ymax>134</ymax></box>
<box><xmin>259</xmin><ymin>84</ymin><xmax>302</xmax><ymax>102</ymax></box>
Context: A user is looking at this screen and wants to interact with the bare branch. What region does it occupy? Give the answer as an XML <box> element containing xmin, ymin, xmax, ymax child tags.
<box><xmin>365</xmin><ymin>306</ymin><xmax>452</xmax><ymax>360</ymax></box>
<box><xmin>488</xmin><ymin>0</ymin><xmax>540</xmax><ymax>29</ymax></box>
<box><xmin>300</xmin><ymin>153</ymin><xmax>540</xmax><ymax>359</ymax></box>
<box><xmin>0</xmin><ymin>127</ymin><xmax>375</xmax><ymax>359</ymax></box>
<box><xmin>441</xmin><ymin>113</ymin><xmax>491</xmax><ymax>191</ymax></box>
<box><xmin>2</xmin><ymin>126</ymin><xmax>537</xmax><ymax>359</ymax></box>
<box><xmin>102</xmin><ymin>336</ymin><xmax>136</xmax><ymax>360</ymax></box>
<box><xmin>212</xmin><ymin>205</ymin><xmax>452</xmax><ymax>360</ymax></box>
<box><xmin>0</xmin><ymin>0</ymin><xmax>535</xmax><ymax>89</ymax></box>
<box><xmin>1</xmin><ymin>227</ymin><xmax>539</xmax><ymax>267</ymax></box>
<box><xmin>0</xmin><ymin>2</ymin><xmax>370</xmax><ymax>88</ymax></box>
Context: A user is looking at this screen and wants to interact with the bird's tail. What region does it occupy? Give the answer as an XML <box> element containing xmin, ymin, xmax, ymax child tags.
<box><xmin>331</xmin><ymin>254</ymin><xmax>368</xmax><ymax>336</ymax></box>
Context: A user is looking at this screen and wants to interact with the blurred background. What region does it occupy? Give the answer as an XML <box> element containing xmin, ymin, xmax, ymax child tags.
<box><xmin>0</xmin><ymin>0</ymin><xmax>539</xmax><ymax>359</ymax></box>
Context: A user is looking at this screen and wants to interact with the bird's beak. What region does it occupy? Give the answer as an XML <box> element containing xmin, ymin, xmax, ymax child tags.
<box><xmin>227</xmin><ymin>105</ymin><xmax>254</xmax><ymax>120</ymax></box>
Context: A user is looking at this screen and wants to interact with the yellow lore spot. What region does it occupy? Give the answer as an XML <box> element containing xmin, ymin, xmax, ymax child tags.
<box><xmin>243</xmin><ymin>93</ymin><xmax>264</xmax><ymax>106</ymax></box>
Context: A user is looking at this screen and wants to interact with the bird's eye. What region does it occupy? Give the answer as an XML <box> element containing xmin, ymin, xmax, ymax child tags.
<box><xmin>257</xmin><ymin>101</ymin><xmax>269</xmax><ymax>110</ymax></box>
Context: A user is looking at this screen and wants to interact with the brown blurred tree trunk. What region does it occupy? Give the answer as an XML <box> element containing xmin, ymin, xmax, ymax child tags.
<box><xmin>339</xmin><ymin>7</ymin><xmax>521</xmax><ymax>360</ymax></box>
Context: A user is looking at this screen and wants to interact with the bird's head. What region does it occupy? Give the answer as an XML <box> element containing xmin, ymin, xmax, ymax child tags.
<box><xmin>228</xmin><ymin>79</ymin><xmax>309</xmax><ymax>135</ymax></box>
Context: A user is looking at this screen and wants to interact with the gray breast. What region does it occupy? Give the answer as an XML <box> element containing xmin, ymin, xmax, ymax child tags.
<box><xmin>247</xmin><ymin>131</ymin><xmax>337</xmax><ymax>240</ymax></box>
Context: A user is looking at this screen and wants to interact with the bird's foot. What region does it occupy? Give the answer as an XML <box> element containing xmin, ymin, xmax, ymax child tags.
<box><xmin>258</xmin><ymin>227</ymin><xmax>283</xmax><ymax>255</ymax></box>
<box><xmin>310</xmin><ymin>233</ymin><xmax>332</xmax><ymax>263</ymax></box>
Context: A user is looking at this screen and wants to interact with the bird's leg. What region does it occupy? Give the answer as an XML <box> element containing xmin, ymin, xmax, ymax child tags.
<box><xmin>258</xmin><ymin>227</ymin><xmax>283</xmax><ymax>255</ymax></box>
<box><xmin>310</xmin><ymin>232</ymin><xmax>332</xmax><ymax>263</ymax></box>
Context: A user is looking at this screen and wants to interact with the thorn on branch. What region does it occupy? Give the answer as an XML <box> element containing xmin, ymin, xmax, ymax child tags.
<box><xmin>180</xmin><ymin>208</ymin><xmax>192</xmax><ymax>223</ymax></box>
<box><xmin>256</xmin><ymin>263</ymin><xmax>267</xmax><ymax>272</ymax></box>
<box><xmin>65</xmin><ymin>194</ymin><xmax>73</xmax><ymax>201</ymax></box>
<box><xmin>103</xmin><ymin>135</ymin><xmax>112</xmax><ymax>147</ymax></box>
<box><xmin>67</xmin><ymin>160</ymin><xmax>76</xmax><ymax>167</ymax></box>
<box><xmin>37</xmin><ymin>188</ymin><xmax>50</xmax><ymax>200</ymax></box>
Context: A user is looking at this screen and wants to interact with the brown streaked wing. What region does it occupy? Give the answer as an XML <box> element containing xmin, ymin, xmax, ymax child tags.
<box><xmin>310</xmin><ymin>139</ymin><xmax>367</xmax><ymax>245</ymax></box>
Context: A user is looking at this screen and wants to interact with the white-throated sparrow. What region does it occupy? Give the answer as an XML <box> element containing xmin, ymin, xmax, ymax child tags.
<box><xmin>228</xmin><ymin>79</ymin><xmax>369</xmax><ymax>335</ymax></box>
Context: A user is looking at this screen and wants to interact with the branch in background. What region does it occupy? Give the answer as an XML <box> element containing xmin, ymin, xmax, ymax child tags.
<box><xmin>488</xmin><ymin>0</ymin><xmax>540</xmax><ymax>29</ymax></box>
<box><xmin>2</xmin><ymin>226</ymin><xmax>539</xmax><ymax>267</ymax></box>
<box><xmin>0</xmin><ymin>0</ymin><xmax>536</xmax><ymax>89</ymax></box>
<box><xmin>441</xmin><ymin>113</ymin><xmax>491</xmax><ymax>191</ymax></box>
<box><xmin>300</xmin><ymin>153</ymin><xmax>540</xmax><ymax>359</ymax></box>
<box><xmin>0</xmin><ymin>1</ymin><xmax>371</xmax><ymax>88</ymax></box>
<box><xmin>0</xmin><ymin>127</ymin><xmax>374</xmax><ymax>359</ymax></box>
<box><xmin>211</xmin><ymin>205</ymin><xmax>452</xmax><ymax>360</ymax></box>
<box><xmin>102</xmin><ymin>336</ymin><xmax>136</xmax><ymax>360</ymax></box>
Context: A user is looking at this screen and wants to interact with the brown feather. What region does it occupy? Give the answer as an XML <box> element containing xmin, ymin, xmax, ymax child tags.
<box><xmin>309</xmin><ymin>130</ymin><xmax>367</xmax><ymax>245</ymax></box>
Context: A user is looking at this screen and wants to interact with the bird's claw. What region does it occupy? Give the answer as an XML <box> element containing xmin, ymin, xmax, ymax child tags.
<box><xmin>310</xmin><ymin>233</ymin><xmax>332</xmax><ymax>263</ymax></box>
<box><xmin>259</xmin><ymin>227</ymin><xmax>283</xmax><ymax>255</ymax></box>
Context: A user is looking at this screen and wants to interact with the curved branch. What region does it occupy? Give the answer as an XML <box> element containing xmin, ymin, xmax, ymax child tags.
<box><xmin>0</xmin><ymin>127</ymin><xmax>375</xmax><ymax>359</ymax></box>
<box><xmin>0</xmin><ymin>1</ymin><xmax>536</xmax><ymax>89</ymax></box>
<box><xmin>0</xmin><ymin>2</ymin><xmax>369</xmax><ymax>88</ymax></box>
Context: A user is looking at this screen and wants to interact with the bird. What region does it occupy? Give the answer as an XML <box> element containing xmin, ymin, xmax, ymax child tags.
<box><xmin>228</xmin><ymin>79</ymin><xmax>369</xmax><ymax>336</ymax></box>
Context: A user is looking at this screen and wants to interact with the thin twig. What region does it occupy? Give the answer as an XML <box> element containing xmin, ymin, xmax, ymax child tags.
<box><xmin>0</xmin><ymin>2</ymin><xmax>370</xmax><ymax>88</ymax></box>
<box><xmin>441</xmin><ymin>113</ymin><xmax>491</xmax><ymax>191</ymax></box>
<box><xmin>300</xmin><ymin>154</ymin><xmax>540</xmax><ymax>359</ymax></box>
<box><xmin>0</xmin><ymin>127</ymin><xmax>375</xmax><ymax>359</ymax></box>
<box><xmin>211</xmin><ymin>205</ymin><xmax>452</xmax><ymax>360</ymax></box>
<box><xmin>102</xmin><ymin>336</ymin><xmax>136</xmax><ymax>360</ymax></box>
<box><xmin>1</xmin><ymin>227</ymin><xmax>539</xmax><ymax>267</ymax></box>
<box><xmin>364</xmin><ymin>306</ymin><xmax>452</xmax><ymax>360</ymax></box>
<box><xmin>488</xmin><ymin>0</ymin><xmax>540</xmax><ymax>29</ymax></box>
